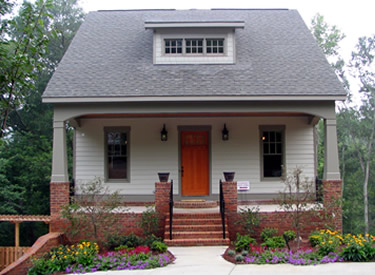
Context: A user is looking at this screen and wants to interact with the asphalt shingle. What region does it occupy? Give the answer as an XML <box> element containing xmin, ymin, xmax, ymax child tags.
<box><xmin>42</xmin><ymin>9</ymin><xmax>346</xmax><ymax>99</ymax></box>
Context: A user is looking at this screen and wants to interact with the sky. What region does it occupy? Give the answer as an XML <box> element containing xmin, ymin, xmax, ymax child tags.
<box><xmin>79</xmin><ymin>0</ymin><xmax>375</xmax><ymax>62</ymax></box>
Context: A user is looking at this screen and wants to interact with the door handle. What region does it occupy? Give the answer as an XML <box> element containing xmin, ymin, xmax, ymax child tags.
<box><xmin>180</xmin><ymin>166</ymin><xmax>184</xmax><ymax>177</ymax></box>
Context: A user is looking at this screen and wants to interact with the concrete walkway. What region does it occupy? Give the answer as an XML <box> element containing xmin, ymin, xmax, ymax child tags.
<box><xmin>78</xmin><ymin>246</ymin><xmax>375</xmax><ymax>275</ymax></box>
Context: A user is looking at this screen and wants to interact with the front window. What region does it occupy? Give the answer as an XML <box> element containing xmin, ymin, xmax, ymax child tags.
<box><xmin>106</xmin><ymin>127</ymin><xmax>129</xmax><ymax>180</ymax></box>
<box><xmin>261</xmin><ymin>127</ymin><xmax>284</xmax><ymax>178</ymax></box>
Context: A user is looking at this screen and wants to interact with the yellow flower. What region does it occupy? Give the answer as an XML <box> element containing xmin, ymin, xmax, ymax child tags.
<box><xmin>322</xmin><ymin>242</ymin><xmax>326</xmax><ymax>245</ymax></box>
<box><xmin>328</xmin><ymin>240</ymin><xmax>333</xmax><ymax>244</ymax></box>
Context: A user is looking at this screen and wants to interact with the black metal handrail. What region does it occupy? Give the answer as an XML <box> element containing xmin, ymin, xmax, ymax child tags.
<box><xmin>169</xmin><ymin>180</ymin><xmax>174</xmax><ymax>240</ymax></box>
<box><xmin>219</xmin><ymin>179</ymin><xmax>226</xmax><ymax>239</ymax></box>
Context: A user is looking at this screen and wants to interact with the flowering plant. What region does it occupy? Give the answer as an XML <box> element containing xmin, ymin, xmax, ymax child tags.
<box><xmin>341</xmin><ymin>233</ymin><xmax>375</xmax><ymax>262</ymax></box>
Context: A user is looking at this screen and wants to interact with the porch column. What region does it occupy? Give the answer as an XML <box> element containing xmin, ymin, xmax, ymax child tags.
<box><xmin>51</xmin><ymin>120</ymin><xmax>68</xmax><ymax>183</ymax></box>
<box><xmin>50</xmin><ymin>120</ymin><xmax>70</xmax><ymax>232</ymax></box>
<box><xmin>323</xmin><ymin>119</ymin><xmax>341</xmax><ymax>180</ymax></box>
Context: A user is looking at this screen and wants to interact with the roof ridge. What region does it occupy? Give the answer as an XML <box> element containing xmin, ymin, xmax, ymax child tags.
<box><xmin>97</xmin><ymin>9</ymin><xmax>176</xmax><ymax>12</ymax></box>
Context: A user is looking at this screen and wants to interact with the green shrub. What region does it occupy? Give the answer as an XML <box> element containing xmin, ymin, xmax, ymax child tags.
<box><xmin>143</xmin><ymin>234</ymin><xmax>162</xmax><ymax>247</ymax></box>
<box><xmin>308</xmin><ymin>230</ymin><xmax>322</xmax><ymax>247</ymax></box>
<box><xmin>104</xmin><ymin>233</ymin><xmax>143</xmax><ymax>250</ymax></box>
<box><xmin>235</xmin><ymin>207</ymin><xmax>261</xmax><ymax>236</ymax></box>
<box><xmin>283</xmin><ymin>230</ymin><xmax>296</xmax><ymax>242</ymax></box>
<box><xmin>309</xmin><ymin>229</ymin><xmax>342</xmax><ymax>256</ymax></box>
<box><xmin>340</xmin><ymin>233</ymin><xmax>375</xmax><ymax>262</ymax></box>
<box><xmin>260</xmin><ymin>228</ymin><xmax>278</xmax><ymax>241</ymax></box>
<box><xmin>235</xmin><ymin>254</ymin><xmax>244</xmax><ymax>262</ymax></box>
<box><xmin>138</xmin><ymin>205</ymin><xmax>160</xmax><ymax>236</ymax></box>
<box><xmin>235</xmin><ymin>233</ymin><xmax>257</xmax><ymax>252</ymax></box>
<box><xmin>261</xmin><ymin>236</ymin><xmax>286</xmax><ymax>249</ymax></box>
<box><xmin>227</xmin><ymin>249</ymin><xmax>236</xmax><ymax>256</ymax></box>
<box><xmin>151</xmin><ymin>241</ymin><xmax>168</xmax><ymax>253</ymax></box>
<box><xmin>114</xmin><ymin>244</ymin><xmax>129</xmax><ymax>251</ymax></box>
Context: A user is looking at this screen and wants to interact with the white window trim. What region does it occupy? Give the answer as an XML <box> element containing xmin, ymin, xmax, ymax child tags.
<box><xmin>163</xmin><ymin>38</ymin><xmax>226</xmax><ymax>56</ymax></box>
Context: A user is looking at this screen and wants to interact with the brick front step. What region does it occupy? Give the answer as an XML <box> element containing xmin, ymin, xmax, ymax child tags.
<box><xmin>165</xmin><ymin>224</ymin><xmax>227</xmax><ymax>232</ymax></box>
<box><xmin>166</xmin><ymin>218</ymin><xmax>223</xmax><ymax>226</ymax></box>
<box><xmin>165</xmin><ymin>230</ymin><xmax>228</xmax><ymax>240</ymax></box>
<box><xmin>167</xmin><ymin>213</ymin><xmax>222</xmax><ymax>219</ymax></box>
<box><xmin>174</xmin><ymin>200</ymin><xmax>218</xmax><ymax>209</ymax></box>
<box><xmin>164</xmin><ymin>238</ymin><xmax>230</xmax><ymax>246</ymax></box>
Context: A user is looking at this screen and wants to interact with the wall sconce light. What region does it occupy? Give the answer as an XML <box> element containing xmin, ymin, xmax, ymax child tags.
<box><xmin>222</xmin><ymin>124</ymin><xmax>229</xmax><ymax>141</ymax></box>
<box><xmin>160</xmin><ymin>124</ymin><xmax>168</xmax><ymax>141</ymax></box>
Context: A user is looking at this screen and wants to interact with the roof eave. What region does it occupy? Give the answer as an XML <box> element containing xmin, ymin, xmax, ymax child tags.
<box><xmin>42</xmin><ymin>95</ymin><xmax>347</xmax><ymax>104</ymax></box>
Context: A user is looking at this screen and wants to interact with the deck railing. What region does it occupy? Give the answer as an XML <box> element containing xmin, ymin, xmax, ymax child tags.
<box><xmin>0</xmin><ymin>246</ymin><xmax>30</xmax><ymax>271</ymax></box>
<box><xmin>219</xmin><ymin>180</ymin><xmax>226</xmax><ymax>239</ymax></box>
<box><xmin>169</xmin><ymin>180</ymin><xmax>174</xmax><ymax>240</ymax></box>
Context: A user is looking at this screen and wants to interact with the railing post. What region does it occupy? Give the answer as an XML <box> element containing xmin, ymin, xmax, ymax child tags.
<box><xmin>219</xmin><ymin>180</ymin><xmax>226</xmax><ymax>239</ymax></box>
<box><xmin>169</xmin><ymin>180</ymin><xmax>173</xmax><ymax>240</ymax></box>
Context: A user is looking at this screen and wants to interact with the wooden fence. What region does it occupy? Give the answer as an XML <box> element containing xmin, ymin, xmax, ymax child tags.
<box><xmin>0</xmin><ymin>247</ymin><xmax>30</xmax><ymax>271</ymax></box>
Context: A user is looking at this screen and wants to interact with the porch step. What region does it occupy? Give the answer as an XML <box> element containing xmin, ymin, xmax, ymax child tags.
<box><xmin>174</xmin><ymin>200</ymin><xmax>218</xmax><ymax>209</ymax></box>
<box><xmin>164</xmin><ymin>238</ymin><xmax>230</xmax><ymax>246</ymax></box>
<box><xmin>164</xmin><ymin>213</ymin><xmax>229</xmax><ymax>246</ymax></box>
<box><xmin>165</xmin><ymin>224</ymin><xmax>227</xmax><ymax>232</ymax></box>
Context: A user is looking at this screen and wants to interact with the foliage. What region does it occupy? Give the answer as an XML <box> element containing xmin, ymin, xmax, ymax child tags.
<box><xmin>235</xmin><ymin>206</ymin><xmax>261</xmax><ymax>236</ymax></box>
<box><xmin>283</xmin><ymin>230</ymin><xmax>296</xmax><ymax>242</ymax></box>
<box><xmin>151</xmin><ymin>241</ymin><xmax>168</xmax><ymax>253</ymax></box>
<box><xmin>260</xmin><ymin>228</ymin><xmax>278</xmax><ymax>241</ymax></box>
<box><xmin>276</xmin><ymin>167</ymin><xmax>318</xmax><ymax>248</ymax></box>
<box><xmin>261</xmin><ymin>236</ymin><xmax>286</xmax><ymax>249</ymax></box>
<box><xmin>104</xmin><ymin>232</ymin><xmax>162</xmax><ymax>251</ymax></box>
<box><xmin>138</xmin><ymin>205</ymin><xmax>160</xmax><ymax>236</ymax></box>
<box><xmin>28</xmin><ymin>241</ymin><xmax>99</xmax><ymax>275</ymax></box>
<box><xmin>66</xmin><ymin>249</ymin><xmax>173</xmax><ymax>273</ymax></box>
<box><xmin>61</xmin><ymin>177</ymin><xmax>122</xmax><ymax>242</ymax></box>
<box><xmin>234</xmin><ymin>233</ymin><xmax>256</xmax><ymax>252</ymax></box>
<box><xmin>227</xmin><ymin>249</ymin><xmax>236</xmax><ymax>256</ymax></box>
<box><xmin>341</xmin><ymin>233</ymin><xmax>375</xmax><ymax>262</ymax></box>
<box><xmin>244</xmin><ymin>248</ymin><xmax>342</xmax><ymax>265</ymax></box>
<box><xmin>29</xmin><ymin>241</ymin><xmax>173</xmax><ymax>274</ymax></box>
<box><xmin>235</xmin><ymin>254</ymin><xmax>244</xmax><ymax>262</ymax></box>
<box><xmin>0</xmin><ymin>0</ymin><xmax>84</xmax><ymax>246</ymax></box>
<box><xmin>0</xmin><ymin>0</ymin><xmax>53</xmax><ymax>137</ymax></box>
<box><xmin>308</xmin><ymin>229</ymin><xmax>342</xmax><ymax>256</ymax></box>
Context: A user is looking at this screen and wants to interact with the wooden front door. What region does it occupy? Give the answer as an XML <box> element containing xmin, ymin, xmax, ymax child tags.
<box><xmin>181</xmin><ymin>131</ymin><xmax>209</xmax><ymax>196</ymax></box>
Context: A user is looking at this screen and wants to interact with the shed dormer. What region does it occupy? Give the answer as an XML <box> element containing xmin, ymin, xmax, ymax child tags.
<box><xmin>144</xmin><ymin>20</ymin><xmax>245</xmax><ymax>64</ymax></box>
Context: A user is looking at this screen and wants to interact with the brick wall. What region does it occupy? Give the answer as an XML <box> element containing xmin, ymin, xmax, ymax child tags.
<box><xmin>50</xmin><ymin>182</ymin><xmax>70</xmax><ymax>232</ymax></box>
<box><xmin>0</xmin><ymin>233</ymin><xmax>65</xmax><ymax>275</ymax></box>
<box><xmin>223</xmin><ymin>180</ymin><xmax>343</xmax><ymax>241</ymax></box>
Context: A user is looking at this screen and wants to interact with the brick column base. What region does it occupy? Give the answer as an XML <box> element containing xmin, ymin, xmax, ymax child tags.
<box><xmin>222</xmin><ymin>181</ymin><xmax>238</xmax><ymax>240</ymax></box>
<box><xmin>323</xmin><ymin>180</ymin><xmax>343</xmax><ymax>232</ymax></box>
<box><xmin>50</xmin><ymin>182</ymin><xmax>70</xmax><ymax>232</ymax></box>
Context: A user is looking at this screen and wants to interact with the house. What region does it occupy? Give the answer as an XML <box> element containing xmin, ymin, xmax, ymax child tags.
<box><xmin>42</xmin><ymin>9</ymin><xmax>344</xmax><ymax>241</ymax></box>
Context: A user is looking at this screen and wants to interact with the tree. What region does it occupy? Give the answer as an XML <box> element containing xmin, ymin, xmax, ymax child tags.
<box><xmin>0</xmin><ymin>0</ymin><xmax>84</xmax><ymax>246</ymax></box>
<box><xmin>310</xmin><ymin>13</ymin><xmax>349</xmax><ymax>91</ymax></box>
<box><xmin>277</xmin><ymin>168</ymin><xmax>318</xmax><ymax>248</ymax></box>
<box><xmin>344</xmin><ymin>35</ymin><xmax>375</xmax><ymax>235</ymax></box>
<box><xmin>0</xmin><ymin>0</ymin><xmax>54</xmax><ymax>137</ymax></box>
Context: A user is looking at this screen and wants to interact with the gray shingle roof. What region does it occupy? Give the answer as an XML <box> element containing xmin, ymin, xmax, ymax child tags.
<box><xmin>42</xmin><ymin>9</ymin><xmax>346</xmax><ymax>100</ymax></box>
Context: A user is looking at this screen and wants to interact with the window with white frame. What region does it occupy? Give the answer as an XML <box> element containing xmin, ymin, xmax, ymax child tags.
<box><xmin>165</xmin><ymin>39</ymin><xmax>183</xmax><ymax>54</ymax></box>
<box><xmin>105</xmin><ymin>127</ymin><xmax>130</xmax><ymax>181</ymax></box>
<box><xmin>164</xmin><ymin>38</ymin><xmax>225</xmax><ymax>55</ymax></box>
<box><xmin>260</xmin><ymin>126</ymin><xmax>285</xmax><ymax>178</ymax></box>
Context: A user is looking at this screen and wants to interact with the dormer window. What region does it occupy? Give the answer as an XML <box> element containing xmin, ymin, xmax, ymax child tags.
<box><xmin>165</xmin><ymin>39</ymin><xmax>183</xmax><ymax>54</ymax></box>
<box><xmin>164</xmin><ymin>38</ymin><xmax>224</xmax><ymax>55</ymax></box>
<box><xmin>145</xmin><ymin>20</ymin><xmax>244</xmax><ymax>64</ymax></box>
<box><xmin>206</xmin><ymin>39</ymin><xmax>224</xmax><ymax>54</ymax></box>
<box><xmin>186</xmin><ymin>39</ymin><xmax>203</xmax><ymax>54</ymax></box>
